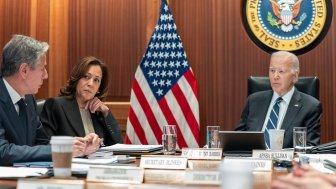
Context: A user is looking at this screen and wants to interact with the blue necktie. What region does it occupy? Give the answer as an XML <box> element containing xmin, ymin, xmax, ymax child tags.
<box><xmin>265</xmin><ymin>97</ymin><xmax>283</xmax><ymax>149</ymax></box>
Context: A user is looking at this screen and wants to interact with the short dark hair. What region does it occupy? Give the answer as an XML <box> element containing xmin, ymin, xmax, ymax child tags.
<box><xmin>60</xmin><ymin>56</ymin><xmax>109</xmax><ymax>99</ymax></box>
<box><xmin>1</xmin><ymin>34</ymin><xmax>49</xmax><ymax>77</ymax></box>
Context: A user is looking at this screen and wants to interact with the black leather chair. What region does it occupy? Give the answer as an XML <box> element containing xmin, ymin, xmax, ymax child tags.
<box><xmin>248</xmin><ymin>76</ymin><xmax>320</xmax><ymax>99</ymax></box>
<box><xmin>36</xmin><ymin>99</ymin><xmax>46</xmax><ymax>116</ymax></box>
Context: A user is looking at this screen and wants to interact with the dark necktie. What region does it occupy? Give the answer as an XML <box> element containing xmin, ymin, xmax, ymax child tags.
<box><xmin>17</xmin><ymin>98</ymin><xmax>28</xmax><ymax>131</ymax></box>
<box><xmin>265</xmin><ymin>97</ymin><xmax>283</xmax><ymax>149</ymax></box>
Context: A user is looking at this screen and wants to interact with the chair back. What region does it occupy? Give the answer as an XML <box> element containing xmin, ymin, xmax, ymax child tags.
<box><xmin>36</xmin><ymin>99</ymin><xmax>46</xmax><ymax>116</ymax></box>
<box><xmin>248</xmin><ymin>76</ymin><xmax>319</xmax><ymax>99</ymax></box>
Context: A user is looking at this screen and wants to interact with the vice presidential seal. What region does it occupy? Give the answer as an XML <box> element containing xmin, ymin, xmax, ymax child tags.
<box><xmin>242</xmin><ymin>0</ymin><xmax>332</xmax><ymax>54</ymax></box>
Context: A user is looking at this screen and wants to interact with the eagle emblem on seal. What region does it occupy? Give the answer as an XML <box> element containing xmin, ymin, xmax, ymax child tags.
<box><xmin>269</xmin><ymin>0</ymin><xmax>304</xmax><ymax>32</ymax></box>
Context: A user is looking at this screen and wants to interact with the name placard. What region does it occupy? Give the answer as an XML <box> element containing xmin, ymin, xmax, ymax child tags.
<box><xmin>181</xmin><ymin>148</ymin><xmax>222</xmax><ymax>160</ymax></box>
<box><xmin>140</xmin><ymin>155</ymin><xmax>187</xmax><ymax>169</ymax></box>
<box><xmin>17</xmin><ymin>179</ymin><xmax>84</xmax><ymax>189</ymax></box>
<box><xmin>187</xmin><ymin>160</ymin><xmax>221</xmax><ymax>169</ymax></box>
<box><xmin>223</xmin><ymin>157</ymin><xmax>273</xmax><ymax>171</ymax></box>
<box><xmin>252</xmin><ymin>149</ymin><xmax>294</xmax><ymax>160</ymax></box>
<box><xmin>184</xmin><ymin>169</ymin><xmax>221</xmax><ymax>185</ymax></box>
<box><xmin>86</xmin><ymin>165</ymin><xmax>144</xmax><ymax>184</ymax></box>
<box><xmin>144</xmin><ymin>169</ymin><xmax>185</xmax><ymax>183</ymax></box>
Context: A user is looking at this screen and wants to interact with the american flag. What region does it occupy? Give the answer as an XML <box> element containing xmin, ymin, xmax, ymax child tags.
<box><xmin>125</xmin><ymin>0</ymin><xmax>200</xmax><ymax>148</ymax></box>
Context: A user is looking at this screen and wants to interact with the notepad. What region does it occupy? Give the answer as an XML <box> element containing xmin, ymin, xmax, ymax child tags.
<box><xmin>13</xmin><ymin>161</ymin><xmax>53</xmax><ymax>168</ymax></box>
<box><xmin>101</xmin><ymin>144</ymin><xmax>163</xmax><ymax>152</ymax></box>
<box><xmin>0</xmin><ymin>166</ymin><xmax>49</xmax><ymax>178</ymax></box>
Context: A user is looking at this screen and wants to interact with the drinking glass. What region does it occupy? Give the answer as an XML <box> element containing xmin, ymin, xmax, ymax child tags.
<box><xmin>293</xmin><ymin>127</ymin><xmax>307</xmax><ymax>154</ymax></box>
<box><xmin>162</xmin><ymin>125</ymin><xmax>177</xmax><ymax>155</ymax></box>
<box><xmin>206</xmin><ymin>126</ymin><xmax>220</xmax><ymax>148</ymax></box>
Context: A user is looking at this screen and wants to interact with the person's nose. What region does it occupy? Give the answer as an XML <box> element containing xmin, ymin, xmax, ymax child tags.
<box><xmin>87</xmin><ymin>78</ymin><xmax>94</xmax><ymax>86</ymax></box>
<box><xmin>271</xmin><ymin>72</ymin><xmax>280</xmax><ymax>80</ymax></box>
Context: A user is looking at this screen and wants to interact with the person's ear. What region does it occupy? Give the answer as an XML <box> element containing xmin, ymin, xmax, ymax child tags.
<box><xmin>19</xmin><ymin>63</ymin><xmax>29</xmax><ymax>79</ymax></box>
<box><xmin>293</xmin><ymin>71</ymin><xmax>299</xmax><ymax>83</ymax></box>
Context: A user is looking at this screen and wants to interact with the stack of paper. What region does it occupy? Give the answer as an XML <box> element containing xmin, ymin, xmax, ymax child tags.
<box><xmin>100</xmin><ymin>144</ymin><xmax>163</xmax><ymax>155</ymax></box>
<box><xmin>72</xmin><ymin>156</ymin><xmax>118</xmax><ymax>165</ymax></box>
<box><xmin>0</xmin><ymin>167</ymin><xmax>48</xmax><ymax>178</ymax></box>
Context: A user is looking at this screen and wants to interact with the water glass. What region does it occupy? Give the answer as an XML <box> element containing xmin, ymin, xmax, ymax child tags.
<box><xmin>293</xmin><ymin>127</ymin><xmax>307</xmax><ymax>154</ymax></box>
<box><xmin>206</xmin><ymin>126</ymin><xmax>220</xmax><ymax>148</ymax></box>
<box><xmin>162</xmin><ymin>125</ymin><xmax>177</xmax><ymax>155</ymax></box>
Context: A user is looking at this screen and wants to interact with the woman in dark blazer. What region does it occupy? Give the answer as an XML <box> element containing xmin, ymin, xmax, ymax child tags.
<box><xmin>40</xmin><ymin>56</ymin><xmax>123</xmax><ymax>147</ymax></box>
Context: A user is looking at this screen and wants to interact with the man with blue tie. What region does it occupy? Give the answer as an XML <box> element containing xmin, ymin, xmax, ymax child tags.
<box><xmin>0</xmin><ymin>35</ymin><xmax>101</xmax><ymax>165</ymax></box>
<box><xmin>235</xmin><ymin>51</ymin><xmax>321</xmax><ymax>148</ymax></box>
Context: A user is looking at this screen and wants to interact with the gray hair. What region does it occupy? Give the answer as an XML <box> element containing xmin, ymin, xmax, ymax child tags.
<box><xmin>1</xmin><ymin>34</ymin><xmax>49</xmax><ymax>77</ymax></box>
<box><xmin>271</xmin><ymin>51</ymin><xmax>300</xmax><ymax>73</ymax></box>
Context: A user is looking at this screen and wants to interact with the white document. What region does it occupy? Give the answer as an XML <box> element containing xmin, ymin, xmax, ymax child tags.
<box><xmin>0</xmin><ymin>166</ymin><xmax>48</xmax><ymax>178</ymax></box>
<box><xmin>298</xmin><ymin>154</ymin><xmax>336</xmax><ymax>174</ymax></box>
<box><xmin>100</xmin><ymin>144</ymin><xmax>162</xmax><ymax>152</ymax></box>
<box><xmin>72</xmin><ymin>156</ymin><xmax>118</xmax><ymax>165</ymax></box>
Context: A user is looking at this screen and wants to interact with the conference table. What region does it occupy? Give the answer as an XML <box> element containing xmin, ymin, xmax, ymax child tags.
<box><xmin>0</xmin><ymin>158</ymin><xmax>289</xmax><ymax>189</ymax></box>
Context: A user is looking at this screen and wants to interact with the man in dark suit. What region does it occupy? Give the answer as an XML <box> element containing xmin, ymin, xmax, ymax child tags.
<box><xmin>235</xmin><ymin>51</ymin><xmax>321</xmax><ymax>148</ymax></box>
<box><xmin>0</xmin><ymin>35</ymin><xmax>100</xmax><ymax>165</ymax></box>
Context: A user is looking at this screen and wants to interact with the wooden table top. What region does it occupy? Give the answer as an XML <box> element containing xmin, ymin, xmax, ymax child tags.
<box><xmin>0</xmin><ymin>168</ymin><xmax>289</xmax><ymax>189</ymax></box>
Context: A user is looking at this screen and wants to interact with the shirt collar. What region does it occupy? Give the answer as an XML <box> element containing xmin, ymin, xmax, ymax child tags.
<box><xmin>273</xmin><ymin>86</ymin><xmax>295</xmax><ymax>104</ymax></box>
<box><xmin>2</xmin><ymin>78</ymin><xmax>23</xmax><ymax>104</ymax></box>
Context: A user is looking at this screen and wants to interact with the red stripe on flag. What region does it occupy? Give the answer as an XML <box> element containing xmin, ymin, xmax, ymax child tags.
<box><xmin>132</xmin><ymin>80</ymin><xmax>162</xmax><ymax>143</ymax></box>
<box><xmin>128</xmin><ymin>107</ymin><xmax>148</xmax><ymax>144</ymax></box>
<box><xmin>125</xmin><ymin>134</ymin><xmax>131</xmax><ymax>144</ymax></box>
<box><xmin>184</xmin><ymin>69</ymin><xmax>199</xmax><ymax>100</ymax></box>
<box><xmin>171</xmin><ymin>84</ymin><xmax>200</xmax><ymax>145</ymax></box>
<box><xmin>158</xmin><ymin>97</ymin><xmax>188</xmax><ymax>148</ymax></box>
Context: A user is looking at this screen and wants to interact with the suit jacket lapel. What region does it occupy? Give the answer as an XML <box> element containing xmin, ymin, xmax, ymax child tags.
<box><xmin>0</xmin><ymin>79</ymin><xmax>26</xmax><ymax>144</ymax></box>
<box><xmin>255</xmin><ymin>91</ymin><xmax>273</xmax><ymax>131</ymax></box>
<box><xmin>61</xmin><ymin>98</ymin><xmax>86</xmax><ymax>136</ymax></box>
<box><xmin>280</xmin><ymin>89</ymin><xmax>302</xmax><ymax>131</ymax></box>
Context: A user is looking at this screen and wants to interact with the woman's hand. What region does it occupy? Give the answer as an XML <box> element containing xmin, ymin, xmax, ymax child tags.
<box><xmin>85</xmin><ymin>97</ymin><xmax>110</xmax><ymax>117</ymax></box>
<box><xmin>72</xmin><ymin>137</ymin><xmax>87</xmax><ymax>157</ymax></box>
<box><xmin>83</xmin><ymin>133</ymin><xmax>101</xmax><ymax>156</ymax></box>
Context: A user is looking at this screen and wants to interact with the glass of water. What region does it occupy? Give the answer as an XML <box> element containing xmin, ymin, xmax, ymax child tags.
<box><xmin>293</xmin><ymin>127</ymin><xmax>307</xmax><ymax>154</ymax></box>
<box><xmin>206</xmin><ymin>126</ymin><xmax>220</xmax><ymax>148</ymax></box>
<box><xmin>162</xmin><ymin>125</ymin><xmax>177</xmax><ymax>155</ymax></box>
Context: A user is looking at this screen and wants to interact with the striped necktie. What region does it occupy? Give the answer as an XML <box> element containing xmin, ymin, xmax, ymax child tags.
<box><xmin>265</xmin><ymin>97</ymin><xmax>283</xmax><ymax>149</ymax></box>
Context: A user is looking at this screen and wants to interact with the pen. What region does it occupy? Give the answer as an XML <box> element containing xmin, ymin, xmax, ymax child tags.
<box><xmin>323</xmin><ymin>159</ymin><xmax>336</xmax><ymax>172</ymax></box>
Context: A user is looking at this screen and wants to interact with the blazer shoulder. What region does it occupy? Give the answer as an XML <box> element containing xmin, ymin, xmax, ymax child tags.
<box><xmin>248</xmin><ymin>90</ymin><xmax>273</xmax><ymax>100</ymax></box>
<box><xmin>46</xmin><ymin>96</ymin><xmax>74</xmax><ymax>105</ymax></box>
<box><xmin>296</xmin><ymin>90</ymin><xmax>320</xmax><ymax>105</ymax></box>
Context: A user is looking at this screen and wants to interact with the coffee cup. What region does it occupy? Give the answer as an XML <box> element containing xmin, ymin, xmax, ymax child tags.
<box><xmin>269</xmin><ymin>129</ymin><xmax>284</xmax><ymax>150</ymax></box>
<box><xmin>50</xmin><ymin>136</ymin><xmax>74</xmax><ymax>177</ymax></box>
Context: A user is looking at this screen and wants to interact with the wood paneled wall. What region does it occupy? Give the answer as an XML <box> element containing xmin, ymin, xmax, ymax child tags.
<box><xmin>0</xmin><ymin>0</ymin><xmax>335</xmax><ymax>146</ymax></box>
